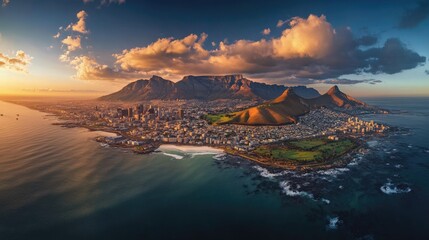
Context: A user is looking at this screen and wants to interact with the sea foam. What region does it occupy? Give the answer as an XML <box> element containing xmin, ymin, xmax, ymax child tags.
<box><xmin>327</xmin><ymin>216</ymin><xmax>340</xmax><ymax>230</ymax></box>
<box><xmin>279</xmin><ymin>181</ymin><xmax>314</xmax><ymax>199</ymax></box>
<box><xmin>380</xmin><ymin>181</ymin><xmax>411</xmax><ymax>194</ymax></box>
<box><xmin>212</xmin><ymin>153</ymin><xmax>227</xmax><ymax>160</ymax></box>
<box><xmin>253</xmin><ymin>166</ymin><xmax>287</xmax><ymax>178</ymax></box>
<box><xmin>162</xmin><ymin>152</ymin><xmax>184</xmax><ymax>160</ymax></box>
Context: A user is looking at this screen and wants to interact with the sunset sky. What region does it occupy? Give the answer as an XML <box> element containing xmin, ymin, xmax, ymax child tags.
<box><xmin>0</xmin><ymin>0</ymin><xmax>428</xmax><ymax>97</ymax></box>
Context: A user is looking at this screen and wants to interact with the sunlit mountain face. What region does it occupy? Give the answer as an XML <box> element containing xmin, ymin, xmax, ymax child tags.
<box><xmin>0</xmin><ymin>0</ymin><xmax>428</xmax><ymax>97</ymax></box>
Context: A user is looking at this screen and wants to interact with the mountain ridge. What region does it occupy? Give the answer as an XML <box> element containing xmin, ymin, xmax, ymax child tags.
<box><xmin>98</xmin><ymin>75</ymin><xmax>321</xmax><ymax>101</ymax></box>
<box><xmin>212</xmin><ymin>86</ymin><xmax>366</xmax><ymax>125</ymax></box>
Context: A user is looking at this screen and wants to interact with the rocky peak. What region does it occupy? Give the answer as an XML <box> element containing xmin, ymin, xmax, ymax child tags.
<box><xmin>327</xmin><ymin>85</ymin><xmax>342</xmax><ymax>95</ymax></box>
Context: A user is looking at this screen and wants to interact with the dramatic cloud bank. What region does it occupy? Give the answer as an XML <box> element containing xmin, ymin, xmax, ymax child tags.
<box><xmin>0</xmin><ymin>50</ymin><xmax>32</xmax><ymax>72</ymax></box>
<box><xmin>398</xmin><ymin>0</ymin><xmax>429</xmax><ymax>29</ymax></box>
<box><xmin>63</xmin><ymin>14</ymin><xmax>426</xmax><ymax>83</ymax></box>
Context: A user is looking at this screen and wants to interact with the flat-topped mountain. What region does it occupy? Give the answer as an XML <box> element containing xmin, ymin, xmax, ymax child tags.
<box><xmin>209</xmin><ymin>86</ymin><xmax>366</xmax><ymax>125</ymax></box>
<box><xmin>98</xmin><ymin>75</ymin><xmax>320</xmax><ymax>101</ymax></box>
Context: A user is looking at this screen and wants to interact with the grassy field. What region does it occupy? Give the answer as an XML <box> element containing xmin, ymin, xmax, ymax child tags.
<box><xmin>205</xmin><ymin>113</ymin><xmax>236</xmax><ymax>125</ymax></box>
<box><xmin>290</xmin><ymin>139</ymin><xmax>326</xmax><ymax>150</ymax></box>
<box><xmin>253</xmin><ymin>137</ymin><xmax>356</xmax><ymax>162</ymax></box>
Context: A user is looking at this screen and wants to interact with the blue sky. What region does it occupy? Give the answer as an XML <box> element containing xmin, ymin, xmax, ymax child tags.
<box><xmin>0</xmin><ymin>0</ymin><xmax>428</xmax><ymax>97</ymax></box>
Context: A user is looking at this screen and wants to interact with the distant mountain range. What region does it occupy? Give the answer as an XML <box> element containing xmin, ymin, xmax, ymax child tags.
<box><xmin>211</xmin><ymin>86</ymin><xmax>367</xmax><ymax>125</ymax></box>
<box><xmin>98</xmin><ymin>75</ymin><xmax>321</xmax><ymax>101</ymax></box>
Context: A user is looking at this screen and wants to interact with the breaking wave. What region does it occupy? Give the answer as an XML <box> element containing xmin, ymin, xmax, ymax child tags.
<box><xmin>253</xmin><ymin>166</ymin><xmax>287</xmax><ymax>178</ymax></box>
<box><xmin>279</xmin><ymin>181</ymin><xmax>314</xmax><ymax>199</ymax></box>
<box><xmin>380</xmin><ymin>180</ymin><xmax>411</xmax><ymax>194</ymax></box>
<box><xmin>190</xmin><ymin>152</ymin><xmax>220</xmax><ymax>158</ymax></box>
<box><xmin>327</xmin><ymin>216</ymin><xmax>340</xmax><ymax>230</ymax></box>
<box><xmin>317</xmin><ymin>168</ymin><xmax>350</xmax><ymax>177</ymax></box>
<box><xmin>212</xmin><ymin>153</ymin><xmax>227</xmax><ymax>160</ymax></box>
<box><xmin>321</xmin><ymin>198</ymin><xmax>330</xmax><ymax>204</ymax></box>
<box><xmin>162</xmin><ymin>153</ymin><xmax>184</xmax><ymax>160</ymax></box>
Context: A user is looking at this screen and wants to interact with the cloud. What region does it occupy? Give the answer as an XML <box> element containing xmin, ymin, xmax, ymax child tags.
<box><xmin>68</xmin><ymin>14</ymin><xmax>425</xmax><ymax>84</ymax></box>
<box><xmin>261</xmin><ymin>28</ymin><xmax>271</xmax><ymax>35</ymax></box>
<box><xmin>356</xmin><ymin>35</ymin><xmax>377</xmax><ymax>46</ymax></box>
<box><xmin>70</xmin><ymin>55</ymin><xmax>134</xmax><ymax>80</ymax></box>
<box><xmin>320</xmin><ymin>78</ymin><xmax>382</xmax><ymax>85</ymax></box>
<box><xmin>82</xmin><ymin>0</ymin><xmax>125</xmax><ymax>5</ymax></box>
<box><xmin>61</xmin><ymin>36</ymin><xmax>81</xmax><ymax>51</ymax></box>
<box><xmin>276</xmin><ymin>19</ymin><xmax>287</xmax><ymax>27</ymax></box>
<box><xmin>265</xmin><ymin>76</ymin><xmax>382</xmax><ymax>85</ymax></box>
<box><xmin>53</xmin><ymin>32</ymin><xmax>61</xmax><ymax>39</ymax></box>
<box><xmin>398</xmin><ymin>0</ymin><xmax>429</xmax><ymax>29</ymax></box>
<box><xmin>67</xmin><ymin>10</ymin><xmax>89</xmax><ymax>34</ymax></box>
<box><xmin>0</xmin><ymin>50</ymin><xmax>32</xmax><ymax>72</ymax></box>
<box><xmin>59</xmin><ymin>51</ymin><xmax>71</xmax><ymax>62</ymax></box>
<box><xmin>115</xmin><ymin>33</ymin><xmax>209</xmax><ymax>74</ymax></box>
<box><xmin>361</xmin><ymin>38</ymin><xmax>426</xmax><ymax>74</ymax></box>
<box><xmin>425</xmin><ymin>69</ymin><xmax>429</xmax><ymax>74</ymax></box>
<box><xmin>273</xmin><ymin>15</ymin><xmax>335</xmax><ymax>59</ymax></box>
<box><xmin>2</xmin><ymin>0</ymin><xmax>10</xmax><ymax>7</ymax></box>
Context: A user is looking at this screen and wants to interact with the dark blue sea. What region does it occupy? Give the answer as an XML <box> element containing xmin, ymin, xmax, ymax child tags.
<box><xmin>0</xmin><ymin>98</ymin><xmax>428</xmax><ymax>240</ymax></box>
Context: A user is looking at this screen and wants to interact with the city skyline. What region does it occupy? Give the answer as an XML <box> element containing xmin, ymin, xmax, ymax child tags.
<box><xmin>1</xmin><ymin>0</ymin><xmax>429</xmax><ymax>97</ymax></box>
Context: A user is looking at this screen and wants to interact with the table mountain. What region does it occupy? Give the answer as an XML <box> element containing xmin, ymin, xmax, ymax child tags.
<box><xmin>98</xmin><ymin>75</ymin><xmax>320</xmax><ymax>101</ymax></box>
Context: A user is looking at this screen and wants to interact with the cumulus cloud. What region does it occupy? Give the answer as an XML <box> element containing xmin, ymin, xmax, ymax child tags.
<box><xmin>0</xmin><ymin>50</ymin><xmax>32</xmax><ymax>72</ymax></box>
<box><xmin>398</xmin><ymin>0</ymin><xmax>429</xmax><ymax>29</ymax></box>
<box><xmin>261</xmin><ymin>28</ymin><xmax>271</xmax><ymax>35</ymax></box>
<box><xmin>67</xmin><ymin>10</ymin><xmax>89</xmax><ymax>34</ymax></box>
<box><xmin>70</xmin><ymin>55</ymin><xmax>135</xmax><ymax>80</ymax></box>
<box><xmin>362</xmin><ymin>38</ymin><xmax>426</xmax><ymax>74</ymax></box>
<box><xmin>67</xmin><ymin>14</ymin><xmax>425</xmax><ymax>84</ymax></box>
<box><xmin>2</xmin><ymin>0</ymin><xmax>10</xmax><ymax>7</ymax></box>
<box><xmin>115</xmin><ymin>33</ymin><xmax>209</xmax><ymax>74</ymax></box>
<box><xmin>273</xmin><ymin>15</ymin><xmax>334</xmax><ymax>59</ymax></box>
<box><xmin>61</xmin><ymin>35</ymin><xmax>81</xmax><ymax>51</ymax></box>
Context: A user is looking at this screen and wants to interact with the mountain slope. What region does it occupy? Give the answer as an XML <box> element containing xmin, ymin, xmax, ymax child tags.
<box><xmin>220</xmin><ymin>88</ymin><xmax>311</xmax><ymax>125</ymax></box>
<box><xmin>308</xmin><ymin>85</ymin><xmax>366</xmax><ymax>108</ymax></box>
<box><xmin>212</xmin><ymin>86</ymin><xmax>367</xmax><ymax>126</ymax></box>
<box><xmin>99</xmin><ymin>75</ymin><xmax>320</xmax><ymax>101</ymax></box>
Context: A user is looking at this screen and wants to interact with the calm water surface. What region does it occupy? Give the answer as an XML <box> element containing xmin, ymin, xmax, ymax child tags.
<box><xmin>0</xmin><ymin>98</ymin><xmax>428</xmax><ymax>240</ymax></box>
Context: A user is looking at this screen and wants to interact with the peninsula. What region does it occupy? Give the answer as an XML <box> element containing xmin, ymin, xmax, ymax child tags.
<box><xmin>6</xmin><ymin>75</ymin><xmax>389</xmax><ymax>171</ymax></box>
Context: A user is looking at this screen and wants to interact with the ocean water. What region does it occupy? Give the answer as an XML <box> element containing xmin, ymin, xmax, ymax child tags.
<box><xmin>0</xmin><ymin>98</ymin><xmax>428</xmax><ymax>240</ymax></box>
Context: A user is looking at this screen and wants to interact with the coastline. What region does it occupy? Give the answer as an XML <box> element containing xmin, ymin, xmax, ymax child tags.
<box><xmin>4</xmin><ymin>100</ymin><xmax>381</xmax><ymax>172</ymax></box>
<box><xmin>221</xmin><ymin>137</ymin><xmax>365</xmax><ymax>172</ymax></box>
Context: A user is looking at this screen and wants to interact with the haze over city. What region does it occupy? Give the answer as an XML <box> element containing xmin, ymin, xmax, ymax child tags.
<box><xmin>1</xmin><ymin>0</ymin><xmax>428</xmax><ymax>97</ymax></box>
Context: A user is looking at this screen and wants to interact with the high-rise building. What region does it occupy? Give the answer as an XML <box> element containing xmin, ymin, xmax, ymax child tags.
<box><xmin>117</xmin><ymin>108</ymin><xmax>123</xmax><ymax>117</ymax></box>
<box><xmin>121</xmin><ymin>109</ymin><xmax>128</xmax><ymax>118</ymax></box>
<box><xmin>178</xmin><ymin>109</ymin><xmax>185</xmax><ymax>119</ymax></box>
<box><xmin>137</xmin><ymin>104</ymin><xmax>144</xmax><ymax>114</ymax></box>
<box><xmin>128</xmin><ymin>108</ymin><xmax>133</xmax><ymax>118</ymax></box>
